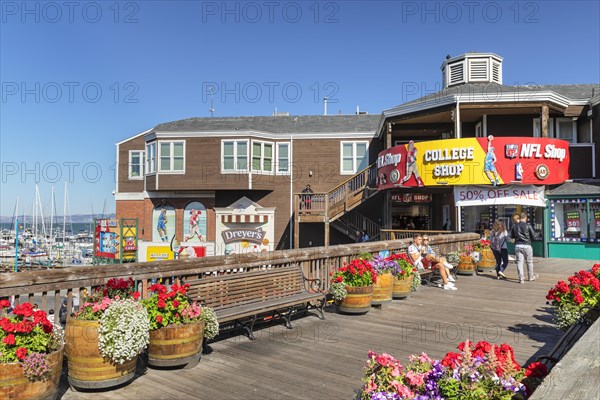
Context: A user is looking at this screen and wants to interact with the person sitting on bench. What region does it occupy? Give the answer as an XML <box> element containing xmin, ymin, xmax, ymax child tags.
<box><xmin>408</xmin><ymin>234</ymin><xmax>456</xmax><ymax>290</ymax></box>
<box><xmin>422</xmin><ymin>236</ymin><xmax>455</xmax><ymax>283</ymax></box>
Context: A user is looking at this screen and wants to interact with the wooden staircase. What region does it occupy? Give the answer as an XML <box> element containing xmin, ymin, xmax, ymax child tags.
<box><xmin>293</xmin><ymin>163</ymin><xmax>379</xmax><ymax>247</ymax></box>
<box><xmin>330</xmin><ymin>210</ymin><xmax>381</xmax><ymax>242</ymax></box>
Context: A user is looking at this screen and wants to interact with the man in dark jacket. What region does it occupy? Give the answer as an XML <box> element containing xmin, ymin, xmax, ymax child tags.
<box><xmin>510</xmin><ymin>212</ymin><xmax>538</xmax><ymax>284</ymax></box>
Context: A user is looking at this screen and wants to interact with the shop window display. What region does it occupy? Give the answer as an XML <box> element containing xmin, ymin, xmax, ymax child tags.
<box><xmin>551</xmin><ymin>198</ymin><xmax>600</xmax><ymax>242</ymax></box>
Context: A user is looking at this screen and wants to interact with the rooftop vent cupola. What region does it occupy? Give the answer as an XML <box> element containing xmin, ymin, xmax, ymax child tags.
<box><xmin>441</xmin><ymin>53</ymin><xmax>503</xmax><ymax>89</ymax></box>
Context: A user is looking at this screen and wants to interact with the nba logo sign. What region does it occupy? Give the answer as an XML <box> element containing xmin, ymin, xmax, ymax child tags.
<box><xmin>505</xmin><ymin>144</ymin><xmax>519</xmax><ymax>159</ymax></box>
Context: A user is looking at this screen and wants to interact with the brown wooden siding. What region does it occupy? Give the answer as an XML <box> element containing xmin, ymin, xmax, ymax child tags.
<box><xmin>117</xmin><ymin>135</ymin><xmax>146</xmax><ymax>193</ymax></box>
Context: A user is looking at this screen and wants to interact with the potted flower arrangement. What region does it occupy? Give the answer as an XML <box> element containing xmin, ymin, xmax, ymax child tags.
<box><xmin>546</xmin><ymin>263</ymin><xmax>600</xmax><ymax>331</ymax></box>
<box><xmin>388</xmin><ymin>253</ymin><xmax>418</xmax><ymax>299</ymax></box>
<box><xmin>0</xmin><ymin>300</ymin><xmax>64</xmax><ymax>400</ymax></box>
<box><xmin>142</xmin><ymin>283</ymin><xmax>219</xmax><ymax>368</ymax></box>
<box><xmin>473</xmin><ymin>238</ymin><xmax>495</xmax><ymax>271</ymax></box>
<box><xmin>456</xmin><ymin>244</ymin><xmax>477</xmax><ymax>275</ymax></box>
<box><xmin>66</xmin><ymin>278</ymin><xmax>149</xmax><ymax>390</ymax></box>
<box><xmin>358</xmin><ymin>340</ymin><xmax>549</xmax><ymax>399</ymax></box>
<box><xmin>330</xmin><ymin>258</ymin><xmax>377</xmax><ymax>314</ymax></box>
<box><xmin>370</xmin><ymin>255</ymin><xmax>397</xmax><ymax>306</ymax></box>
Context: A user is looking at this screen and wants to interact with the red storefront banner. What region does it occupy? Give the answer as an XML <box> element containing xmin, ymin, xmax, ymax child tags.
<box><xmin>377</xmin><ymin>137</ymin><xmax>570</xmax><ymax>189</ymax></box>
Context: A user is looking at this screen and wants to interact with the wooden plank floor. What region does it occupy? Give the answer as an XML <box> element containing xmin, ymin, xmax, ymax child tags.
<box><xmin>58</xmin><ymin>257</ymin><xmax>594</xmax><ymax>400</ymax></box>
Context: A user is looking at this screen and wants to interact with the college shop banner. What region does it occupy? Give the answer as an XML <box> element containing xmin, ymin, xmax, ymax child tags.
<box><xmin>377</xmin><ymin>137</ymin><xmax>570</xmax><ymax>189</ymax></box>
<box><xmin>454</xmin><ymin>185</ymin><xmax>546</xmax><ymax>207</ymax></box>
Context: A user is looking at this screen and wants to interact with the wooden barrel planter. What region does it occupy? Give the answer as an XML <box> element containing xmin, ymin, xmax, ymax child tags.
<box><xmin>148</xmin><ymin>321</ymin><xmax>204</xmax><ymax>369</ymax></box>
<box><xmin>392</xmin><ymin>275</ymin><xmax>414</xmax><ymax>299</ymax></box>
<box><xmin>457</xmin><ymin>256</ymin><xmax>476</xmax><ymax>275</ymax></box>
<box><xmin>477</xmin><ymin>248</ymin><xmax>496</xmax><ymax>272</ymax></box>
<box><xmin>371</xmin><ymin>272</ymin><xmax>394</xmax><ymax>306</ymax></box>
<box><xmin>0</xmin><ymin>346</ymin><xmax>63</xmax><ymax>400</ymax></box>
<box><xmin>337</xmin><ymin>285</ymin><xmax>373</xmax><ymax>314</ymax></box>
<box><xmin>65</xmin><ymin>318</ymin><xmax>137</xmax><ymax>390</ymax></box>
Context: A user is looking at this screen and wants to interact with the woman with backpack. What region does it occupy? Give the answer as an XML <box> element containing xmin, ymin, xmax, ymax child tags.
<box><xmin>491</xmin><ymin>220</ymin><xmax>509</xmax><ymax>279</ymax></box>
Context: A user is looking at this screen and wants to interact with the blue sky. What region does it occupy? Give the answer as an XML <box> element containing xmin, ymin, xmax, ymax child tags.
<box><xmin>1</xmin><ymin>0</ymin><xmax>599</xmax><ymax>216</ymax></box>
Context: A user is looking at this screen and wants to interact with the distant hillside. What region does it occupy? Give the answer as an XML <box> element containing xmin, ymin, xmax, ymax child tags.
<box><xmin>0</xmin><ymin>214</ymin><xmax>116</xmax><ymax>224</ymax></box>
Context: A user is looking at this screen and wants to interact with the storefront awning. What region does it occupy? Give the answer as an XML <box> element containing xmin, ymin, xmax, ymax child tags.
<box><xmin>454</xmin><ymin>185</ymin><xmax>546</xmax><ymax>207</ymax></box>
<box><xmin>221</xmin><ymin>214</ymin><xmax>269</xmax><ymax>224</ymax></box>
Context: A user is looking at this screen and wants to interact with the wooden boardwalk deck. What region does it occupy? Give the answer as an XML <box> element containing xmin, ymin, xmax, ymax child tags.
<box><xmin>58</xmin><ymin>257</ymin><xmax>591</xmax><ymax>400</ymax></box>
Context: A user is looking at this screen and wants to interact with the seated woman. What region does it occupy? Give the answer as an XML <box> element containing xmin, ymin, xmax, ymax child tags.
<box><xmin>407</xmin><ymin>234</ymin><xmax>456</xmax><ymax>290</ymax></box>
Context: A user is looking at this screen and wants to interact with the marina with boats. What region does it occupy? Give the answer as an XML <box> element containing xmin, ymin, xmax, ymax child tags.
<box><xmin>1</xmin><ymin>184</ymin><xmax>108</xmax><ymax>272</ymax></box>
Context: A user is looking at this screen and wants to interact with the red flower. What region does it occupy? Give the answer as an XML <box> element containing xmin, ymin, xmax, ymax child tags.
<box><xmin>33</xmin><ymin>310</ymin><xmax>47</xmax><ymax>324</ymax></box>
<box><xmin>15</xmin><ymin>347</ymin><xmax>27</xmax><ymax>360</ymax></box>
<box><xmin>0</xmin><ymin>317</ymin><xmax>15</xmax><ymax>333</ymax></box>
<box><xmin>149</xmin><ymin>284</ymin><xmax>167</xmax><ymax>294</ymax></box>
<box><xmin>172</xmin><ymin>300</ymin><xmax>180</xmax><ymax>308</ymax></box>
<box><xmin>41</xmin><ymin>318</ymin><xmax>54</xmax><ymax>334</ymax></box>
<box><xmin>157</xmin><ymin>299</ymin><xmax>166</xmax><ymax>309</ymax></box>
<box><xmin>335</xmin><ymin>276</ymin><xmax>343</xmax><ymax>283</ymax></box>
<box><xmin>441</xmin><ymin>352</ymin><xmax>461</xmax><ymax>368</ymax></box>
<box><xmin>0</xmin><ymin>299</ymin><xmax>10</xmax><ymax>309</ymax></box>
<box><xmin>12</xmin><ymin>303</ymin><xmax>34</xmax><ymax>317</ymax></box>
<box><xmin>457</xmin><ymin>341</ymin><xmax>471</xmax><ymax>352</ymax></box>
<box><xmin>156</xmin><ymin>315</ymin><xmax>163</xmax><ymax>324</ymax></box>
<box><xmin>525</xmin><ymin>361</ymin><xmax>549</xmax><ymax>378</ymax></box>
<box><xmin>133</xmin><ymin>291</ymin><xmax>141</xmax><ymax>300</ymax></box>
<box><xmin>475</xmin><ymin>341</ymin><xmax>492</xmax><ymax>353</ymax></box>
<box><xmin>2</xmin><ymin>333</ymin><xmax>15</xmax><ymax>345</ymax></box>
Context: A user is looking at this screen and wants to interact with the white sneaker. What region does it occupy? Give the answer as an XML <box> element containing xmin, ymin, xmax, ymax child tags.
<box><xmin>447</xmin><ymin>275</ymin><xmax>456</xmax><ymax>282</ymax></box>
<box><xmin>444</xmin><ymin>262</ymin><xmax>454</xmax><ymax>270</ymax></box>
<box><xmin>443</xmin><ymin>284</ymin><xmax>457</xmax><ymax>290</ymax></box>
<box><xmin>446</xmin><ymin>281</ymin><xmax>455</xmax><ymax>287</ymax></box>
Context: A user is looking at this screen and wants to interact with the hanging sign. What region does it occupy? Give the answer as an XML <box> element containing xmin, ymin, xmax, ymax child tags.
<box><xmin>391</xmin><ymin>193</ymin><xmax>432</xmax><ymax>203</ymax></box>
<box><xmin>377</xmin><ymin>137</ymin><xmax>570</xmax><ymax>189</ymax></box>
<box><xmin>454</xmin><ymin>185</ymin><xmax>546</xmax><ymax>207</ymax></box>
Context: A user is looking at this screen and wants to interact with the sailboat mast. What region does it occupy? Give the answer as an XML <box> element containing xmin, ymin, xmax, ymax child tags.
<box><xmin>50</xmin><ymin>186</ymin><xmax>55</xmax><ymax>240</ymax></box>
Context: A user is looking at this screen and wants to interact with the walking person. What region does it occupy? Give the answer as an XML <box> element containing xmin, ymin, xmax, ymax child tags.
<box><xmin>491</xmin><ymin>221</ymin><xmax>509</xmax><ymax>279</ymax></box>
<box><xmin>510</xmin><ymin>212</ymin><xmax>538</xmax><ymax>284</ymax></box>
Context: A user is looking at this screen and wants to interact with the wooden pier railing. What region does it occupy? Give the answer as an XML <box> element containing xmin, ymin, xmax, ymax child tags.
<box><xmin>0</xmin><ymin>233</ymin><xmax>478</xmax><ymax>317</ymax></box>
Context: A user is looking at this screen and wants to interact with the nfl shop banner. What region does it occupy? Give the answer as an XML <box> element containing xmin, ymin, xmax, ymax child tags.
<box><xmin>377</xmin><ymin>137</ymin><xmax>570</xmax><ymax>189</ymax></box>
<box><xmin>454</xmin><ymin>185</ymin><xmax>546</xmax><ymax>207</ymax></box>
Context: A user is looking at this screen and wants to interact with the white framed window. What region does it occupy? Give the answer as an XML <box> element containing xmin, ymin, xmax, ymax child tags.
<box><xmin>158</xmin><ymin>140</ymin><xmax>185</xmax><ymax>173</ymax></box>
<box><xmin>533</xmin><ymin>118</ymin><xmax>555</xmax><ymax>138</ymax></box>
<box><xmin>222</xmin><ymin>140</ymin><xmax>249</xmax><ymax>172</ymax></box>
<box><xmin>276</xmin><ymin>142</ymin><xmax>290</xmax><ymax>174</ymax></box>
<box><xmin>145</xmin><ymin>142</ymin><xmax>156</xmax><ymax>174</ymax></box>
<box><xmin>556</xmin><ymin>118</ymin><xmax>577</xmax><ymax>143</ymax></box>
<box><xmin>340</xmin><ymin>141</ymin><xmax>369</xmax><ymax>175</ymax></box>
<box><xmin>128</xmin><ymin>150</ymin><xmax>144</xmax><ymax>179</ymax></box>
<box><xmin>251</xmin><ymin>140</ymin><xmax>274</xmax><ymax>173</ymax></box>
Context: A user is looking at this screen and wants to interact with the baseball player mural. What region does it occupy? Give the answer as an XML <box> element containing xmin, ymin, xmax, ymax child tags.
<box><xmin>400</xmin><ymin>140</ymin><xmax>424</xmax><ymax>187</ymax></box>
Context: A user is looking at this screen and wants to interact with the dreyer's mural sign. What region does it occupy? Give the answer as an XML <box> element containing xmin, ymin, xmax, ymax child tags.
<box><xmin>377</xmin><ymin>137</ymin><xmax>570</xmax><ymax>189</ymax></box>
<box><xmin>221</xmin><ymin>228</ymin><xmax>266</xmax><ymax>245</ymax></box>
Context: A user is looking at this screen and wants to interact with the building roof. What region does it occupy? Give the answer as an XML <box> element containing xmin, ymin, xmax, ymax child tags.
<box><xmin>399</xmin><ymin>83</ymin><xmax>600</xmax><ymax>108</ymax></box>
<box><xmin>546</xmin><ymin>182</ymin><xmax>600</xmax><ymax>197</ymax></box>
<box><xmin>153</xmin><ymin>114</ymin><xmax>383</xmax><ymax>134</ymax></box>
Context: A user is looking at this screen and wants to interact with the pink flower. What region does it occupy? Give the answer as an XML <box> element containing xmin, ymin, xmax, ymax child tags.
<box><xmin>391</xmin><ymin>380</ymin><xmax>413</xmax><ymax>397</ymax></box>
<box><xmin>418</xmin><ymin>352</ymin><xmax>431</xmax><ymax>363</ymax></box>
<box><xmin>405</xmin><ymin>370</ymin><xmax>425</xmax><ymax>386</ymax></box>
<box><xmin>365</xmin><ymin>377</ymin><xmax>377</xmax><ymax>393</ymax></box>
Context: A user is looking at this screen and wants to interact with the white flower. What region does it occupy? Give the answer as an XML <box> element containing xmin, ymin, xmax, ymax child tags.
<box><xmin>98</xmin><ymin>299</ymin><xmax>150</xmax><ymax>364</ymax></box>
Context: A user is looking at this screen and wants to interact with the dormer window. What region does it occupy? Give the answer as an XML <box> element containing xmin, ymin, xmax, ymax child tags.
<box><xmin>442</xmin><ymin>53</ymin><xmax>503</xmax><ymax>88</ymax></box>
